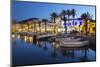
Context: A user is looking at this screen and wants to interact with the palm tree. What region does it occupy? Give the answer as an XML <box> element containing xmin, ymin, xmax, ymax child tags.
<box><xmin>71</xmin><ymin>9</ymin><xmax>76</xmax><ymax>27</ymax></box>
<box><xmin>66</xmin><ymin>9</ymin><xmax>71</xmax><ymax>20</ymax></box>
<box><xmin>81</xmin><ymin>12</ymin><xmax>92</xmax><ymax>35</ymax></box>
<box><xmin>66</xmin><ymin>10</ymin><xmax>71</xmax><ymax>33</ymax></box>
<box><xmin>50</xmin><ymin>12</ymin><xmax>58</xmax><ymax>34</ymax></box>
<box><xmin>42</xmin><ymin>19</ymin><xmax>48</xmax><ymax>33</ymax></box>
<box><xmin>60</xmin><ymin>10</ymin><xmax>67</xmax><ymax>33</ymax></box>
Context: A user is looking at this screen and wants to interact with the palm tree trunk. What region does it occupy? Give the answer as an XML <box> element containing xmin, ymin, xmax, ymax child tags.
<box><xmin>73</xmin><ymin>20</ymin><xmax>74</xmax><ymax>26</ymax></box>
<box><xmin>79</xmin><ymin>25</ymin><xmax>80</xmax><ymax>35</ymax></box>
<box><xmin>66</xmin><ymin>27</ymin><xmax>67</xmax><ymax>34</ymax></box>
<box><xmin>67</xmin><ymin>16</ymin><xmax>70</xmax><ymax>34</ymax></box>
<box><xmin>86</xmin><ymin>21</ymin><xmax>88</xmax><ymax>35</ymax></box>
<box><xmin>64</xmin><ymin>21</ymin><xmax>67</xmax><ymax>33</ymax></box>
<box><xmin>54</xmin><ymin>25</ymin><xmax>55</xmax><ymax>34</ymax></box>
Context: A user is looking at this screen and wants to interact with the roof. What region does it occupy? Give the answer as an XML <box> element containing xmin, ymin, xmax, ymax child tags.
<box><xmin>18</xmin><ymin>18</ymin><xmax>39</xmax><ymax>24</ymax></box>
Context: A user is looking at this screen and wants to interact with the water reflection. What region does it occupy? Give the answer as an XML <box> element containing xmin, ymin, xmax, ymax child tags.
<box><xmin>60</xmin><ymin>49</ymin><xmax>75</xmax><ymax>58</ymax></box>
<box><xmin>12</xmin><ymin>34</ymin><xmax>96</xmax><ymax>65</ymax></box>
<box><xmin>50</xmin><ymin>42</ymin><xmax>57</xmax><ymax>58</ymax></box>
<box><xmin>43</xmin><ymin>42</ymin><xmax>48</xmax><ymax>50</ymax></box>
<box><xmin>37</xmin><ymin>41</ymin><xmax>42</xmax><ymax>48</ymax></box>
<box><xmin>80</xmin><ymin>57</ymin><xmax>88</xmax><ymax>62</ymax></box>
<box><xmin>24</xmin><ymin>36</ymin><xmax>27</xmax><ymax>42</ymax></box>
<box><xmin>51</xmin><ymin>48</ymin><xmax>57</xmax><ymax>58</ymax></box>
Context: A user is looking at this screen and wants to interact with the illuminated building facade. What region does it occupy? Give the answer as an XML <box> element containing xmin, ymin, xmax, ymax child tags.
<box><xmin>12</xmin><ymin>18</ymin><xmax>96</xmax><ymax>35</ymax></box>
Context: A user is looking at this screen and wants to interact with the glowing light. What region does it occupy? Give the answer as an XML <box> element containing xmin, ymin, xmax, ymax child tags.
<box><xmin>52</xmin><ymin>42</ymin><xmax>55</xmax><ymax>46</ymax></box>
<box><xmin>29</xmin><ymin>37</ymin><xmax>33</xmax><ymax>42</ymax></box>
<box><xmin>24</xmin><ymin>36</ymin><xmax>27</xmax><ymax>42</ymax></box>
<box><xmin>55</xmin><ymin>44</ymin><xmax>60</xmax><ymax>48</ymax></box>
<box><xmin>12</xmin><ymin>34</ymin><xmax>15</xmax><ymax>38</ymax></box>
<box><xmin>17</xmin><ymin>35</ymin><xmax>20</xmax><ymax>38</ymax></box>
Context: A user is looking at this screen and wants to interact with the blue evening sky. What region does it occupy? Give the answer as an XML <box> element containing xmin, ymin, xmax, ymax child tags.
<box><xmin>12</xmin><ymin>1</ymin><xmax>96</xmax><ymax>22</ymax></box>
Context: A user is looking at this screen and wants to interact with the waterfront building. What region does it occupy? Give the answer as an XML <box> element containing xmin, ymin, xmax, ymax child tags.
<box><xmin>12</xmin><ymin>18</ymin><xmax>96</xmax><ymax>35</ymax></box>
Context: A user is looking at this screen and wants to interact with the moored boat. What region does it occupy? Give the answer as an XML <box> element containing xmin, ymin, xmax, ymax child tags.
<box><xmin>56</xmin><ymin>37</ymin><xmax>81</xmax><ymax>42</ymax></box>
<box><xmin>60</xmin><ymin>41</ymin><xmax>89</xmax><ymax>47</ymax></box>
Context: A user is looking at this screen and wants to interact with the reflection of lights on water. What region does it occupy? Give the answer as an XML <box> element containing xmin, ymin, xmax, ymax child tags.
<box><xmin>29</xmin><ymin>37</ymin><xmax>33</xmax><ymax>42</ymax></box>
<box><xmin>52</xmin><ymin>42</ymin><xmax>55</xmax><ymax>46</ymax></box>
<box><xmin>17</xmin><ymin>35</ymin><xmax>20</xmax><ymax>38</ymax></box>
<box><xmin>24</xmin><ymin>36</ymin><xmax>27</xmax><ymax>42</ymax></box>
<box><xmin>24</xmin><ymin>36</ymin><xmax>33</xmax><ymax>42</ymax></box>
<box><xmin>37</xmin><ymin>41</ymin><xmax>42</xmax><ymax>45</ymax></box>
<box><xmin>55</xmin><ymin>44</ymin><xmax>60</xmax><ymax>48</ymax></box>
<box><xmin>52</xmin><ymin>42</ymin><xmax>60</xmax><ymax>48</ymax></box>
<box><xmin>12</xmin><ymin>34</ymin><xmax>15</xmax><ymax>38</ymax></box>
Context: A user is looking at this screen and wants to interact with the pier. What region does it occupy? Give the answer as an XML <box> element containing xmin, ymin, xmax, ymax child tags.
<box><xmin>14</xmin><ymin>32</ymin><xmax>56</xmax><ymax>40</ymax></box>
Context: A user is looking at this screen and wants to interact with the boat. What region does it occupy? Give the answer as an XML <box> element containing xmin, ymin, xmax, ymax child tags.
<box><xmin>56</xmin><ymin>37</ymin><xmax>81</xmax><ymax>42</ymax></box>
<box><xmin>60</xmin><ymin>41</ymin><xmax>89</xmax><ymax>47</ymax></box>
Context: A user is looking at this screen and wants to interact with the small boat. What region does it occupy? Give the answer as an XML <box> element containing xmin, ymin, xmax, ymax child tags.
<box><xmin>56</xmin><ymin>37</ymin><xmax>81</xmax><ymax>42</ymax></box>
<box><xmin>60</xmin><ymin>41</ymin><xmax>89</xmax><ymax>47</ymax></box>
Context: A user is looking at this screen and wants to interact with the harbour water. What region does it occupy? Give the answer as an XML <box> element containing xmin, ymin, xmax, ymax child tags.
<box><xmin>12</xmin><ymin>35</ymin><xmax>96</xmax><ymax>66</ymax></box>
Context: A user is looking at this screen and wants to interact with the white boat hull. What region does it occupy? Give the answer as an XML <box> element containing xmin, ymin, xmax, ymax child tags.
<box><xmin>56</xmin><ymin>37</ymin><xmax>81</xmax><ymax>42</ymax></box>
<box><xmin>60</xmin><ymin>41</ymin><xmax>89</xmax><ymax>47</ymax></box>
